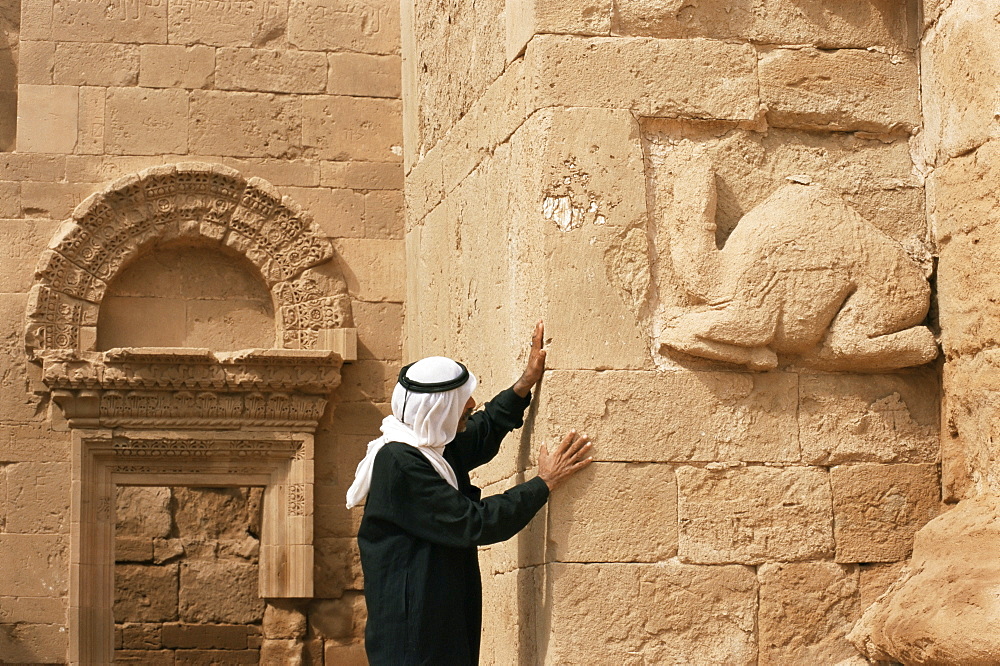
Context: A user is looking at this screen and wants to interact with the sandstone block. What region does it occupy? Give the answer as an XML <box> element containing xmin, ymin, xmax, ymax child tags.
<box><xmin>546</xmin><ymin>562</ymin><xmax>757</xmax><ymax>664</ymax></box>
<box><xmin>222</xmin><ymin>157</ymin><xmax>320</xmax><ymax>187</ymax></box>
<box><xmin>53</xmin><ymin>42</ymin><xmax>139</xmax><ymax>86</ymax></box>
<box><xmin>757</xmin><ymin>561</ymin><xmax>861</xmax><ymax>665</ymax></box>
<box><xmin>752</xmin><ymin>0</ymin><xmax>915</xmax><ymax>51</ymax></box>
<box><xmin>161</xmin><ymin>623</ymin><xmax>251</xmax><ymax>649</ymax></box>
<box><xmin>612</xmin><ymin>0</ymin><xmax>753</xmax><ymax>40</ymax></box>
<box><xmin>19</xmin><ymin>41</ymin><xmax>54</xmax><ymax>85</ymax></box>
<box><xmin>539</xmin><ymin>370</ymin><xmax>799</xmax><ymax>462</ymax></box>
<box><xmin>288</xmin><ymin>0</ymin><xmax>399</xmax><ymax>53</ymax></box>
<box><xmin>831</xmin><ymin>463</ymin><xmax>940</xmax><ymax>563</ymax></box>
<box><xmin>0</xmin><ymin>470</ymin><xmax>5</xmax><ymax>530</ymax></box>
<box><xmin>309</xmin><ymin>592</ymin><xmax>366</xmax><ymax>640</ymax></box>
<box><xmin>0</xmin><ymin>622</ymin><xmax>68</xmax><ymax>664</ymax></box>
<box><xmin>324</xmin><ymin>642</ymin><xmax>367</xmax><ymax>665</ymax></box>
<box><xmin>116</xmin><ymin>649</ymin><xmax>174</xmax><ymax>665</ymax></box>
<box><xmin>314</xmin><ymin>537</ymin><xmax>363</xmax><ymax>598</ymax></box>
<box><xmin>52</xmin><ymin>0</ymin><xmax>166</xmax><ymax>43</ymax></box>
<box><xmin>115</xmin><ymin>564</ymin><xmax>179</xmax><ymax>623</ymax></box>
<box><xmin>0</xmin><ymin>596</ymin><xmax>65</xmax><ymax>624</ymax></box>
<box><xmin>328</xmin><ymin>400</ymin><xmax>391</xmax><ymax>435</ymax></box>
<box><xmin>0</xmin><ymin>219</ymin><xmax>59</xmax><ymax>293</ymax></box>
<box><xmin>333</xmin><ymin>238</ymin><xmax>405</xmax><ymax>302</ymax></box>
<box><xmin>21</xmin><ymin>0</ymin><xmax>52</xmax><ymax>40</ymax></box>
<box><xmin>190</xmin><ymin>90</ymin><xmax>299</xmax><ymax>159</ymax></box>
<box><xmin>0</xmin><ymin>534</ymin><xmax>69</xmax><ymax>598</ymax></box>
<box><xmin>217</xmin><ymin>47</ymin><xmax>327</xmax><ymax>94</ymax></box>
<box><xmin>328</xmin><ymin>53</ymin><xmax>401</xmax><ymax>98</ymax></box>
<box><xmin>922</xmin><ymin>4</ymin><xmax>1000</xmax><ymax>160</ymax></box>
<box><xmin>116</xmin><ymin>486</ymin><xmax>172</xmax><ymax>539</ymax></box>
<box><xmin>528</xmin><ymin>35</ymin><xmax>759</xmax><ymax>120</ymax></box>
<box><xmin>799</xmin><ymin>372</ymin><xmax>938</xmax><ymax>464</ymax></box>
<box><xmin>179</xmin><ymin>561</ymin><xmax>264</xmax><ymax>624</ymax></box>
<box><xmin>106</xmin><ymin>87</ymin><xmax>188</xmax><ymax>155</ymax></box>
<box><xmin>121</xmin><ymin>623</ymin><xmax>161</xmax><ymax>649</ymax></box>
<box><xmin>365</xmin><ymin>189</ymin><xmax>403</xmax><ymax>239</ymax></box>
<box><xmin>77</xmin><ymin>85</ymin><xmax>107</xmax><ymax>155</ymax></box>
<box><xmin>116</xmin><ymin>537</ymin><xmax>154</xmax><ymax>563</ymax></box>
<box><xmin>168</xmin><ymin>0</ymin><xmax>286</xmax><ymax>47</ymax></box>
<box><xmin>322</xmin><ymin>161</ymin><xmax>403</xmax><ymax>190</ymax></box>
<box><xmin>858</xmin><ymin>561</ymin><xmax>906</xmax><ymax>610</ymax></box>
<box><xmin>174</xmin><ymin>648</ymin><xmax>259</xmax><ymax>664</ymax></box>
<box><xmin>20</xmin><ymin>182</ymin><xmax>95</xmax><ymax>220</ymax></box>
<box><xmin>677</xmin><ymin>465</ymin><xmax>834</xmax><ymax>564</ymax></box>
<box><xmin>302</xmin><ymin>96</ymin><xmax>402</xmax><ymax>162</ymax></box>
<box><xmin>352</xmin><ymin>301</ymin><xmax>403</xmax><ymax>360</ymax></box>
<box><xmin>337</xmin><ymin>360</ymin><xmax>395</xmax><ymax>403</ymax></box>
<box><xmin>476</xmin><ymin>477</ymin><xmax>546</xmax><ymax>574</ymax></box>
<box><xmin>479</xmin><ymin>567</ymin><xmax>542</xmax><ymax>664</ymax></box>
<box><xmin>263</xmin><ymin>600</ymin><xmax>307</xmax><ymax>639</ymax></box>
<box><xmin>548</xmin><ymin>462</ymin><xmax>677</xmax><ymax>562</ymax></box>
<box><xmin>0</xmin><ymin>153</ymin><xmax>65</xmax><ymax>181</ymax></box>
<box><xmin>64</xmin><ymin>156</ymin><xmax>161</xmax><ymax>184</ymax></box>
<box><xmin>174</xmin><ymin>487</ymin><xmax>259</xmax><ymax>540</ymax></box>
<box><xmin>281</xmin><ymin>185</ymin><xmax>364</xmax><ymax>238</ymax></box>
<box><xmin>260</xmin><ymin>638</ymin><xmax>307</xmax><ymax>662</ymax></box>
<box><xmin>534</xmin><ymin>0</ymin><xmax>612</xmax><ymax>35</ymax></box>
<box><xmin>17</xmin><ymin>85</ymin><xmax>78</xmax><ymax>153</ymax></box>
<box><xmin>153</xmin><ymin>537</ymin><xmax>185</xmax><ymax>564</ymax></box>
<box><xmin>759</xmin><ymin>47</ymin><xmax>919</xmax><ymax>132</ymax></box>
<box><xmin>849</xmin><ymin>494</ymin><xmax>1000</xmax><ymax>664</ymax></box>
<box><xmin>0</xmin><ymin>422</ymin><xmax>69</xmax><ymax>463</ymax></box>
<box><xmin>6</xmin><ymin>462</ymin><xmax>69</xmax><ymax>534</ymax></box>
<box><xmin>139</xmin><ymin>45</ymin><xmax>215</xmax><ymax>89</ymax></box>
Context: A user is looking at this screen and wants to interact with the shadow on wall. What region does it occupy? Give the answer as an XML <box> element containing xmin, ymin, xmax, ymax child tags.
<box><xmin>96</xmin><ymin>241</ymin><xmax>276</xmax><ymax>351</ymax></box>
<box><xmin>0</xmin><ymin>0</ymin><xmax>17</xmax><ymax>151</ymax></box>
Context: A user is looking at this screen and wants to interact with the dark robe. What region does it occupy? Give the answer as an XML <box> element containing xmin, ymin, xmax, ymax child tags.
<box><xmin>358</xmin><ymin>388</ymin><xmax>550</xmax><ymax>666</ymax></box>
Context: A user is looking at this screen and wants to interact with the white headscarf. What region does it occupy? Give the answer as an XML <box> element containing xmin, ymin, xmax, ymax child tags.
<box><xmin>345</xmin><ymin>356</ymin><xmax>478</xmax><ymax>508</ymax></box>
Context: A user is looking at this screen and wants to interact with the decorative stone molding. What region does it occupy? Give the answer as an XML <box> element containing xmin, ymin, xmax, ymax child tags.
<box><xmin>24</xmin><ymin>162</ymin><xmax>357</xmax><ymax>359</ymax></box>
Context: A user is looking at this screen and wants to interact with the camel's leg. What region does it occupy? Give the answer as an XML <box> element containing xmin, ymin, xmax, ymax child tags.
<box><xmin>806</xmin><ymin>320</ymin><xmax>938</xmax><ymax>371</ymax></box>
<box><xmin>661</xmin><ymin>307</ymin><xmax>779</xmax><ymax>370</ymax></box>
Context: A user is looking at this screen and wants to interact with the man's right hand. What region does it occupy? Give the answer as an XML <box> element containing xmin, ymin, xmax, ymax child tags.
<box><xmin>538</xmin><ymin>430</ymin><xmax>593</xmax><ymax>491</ymax></box>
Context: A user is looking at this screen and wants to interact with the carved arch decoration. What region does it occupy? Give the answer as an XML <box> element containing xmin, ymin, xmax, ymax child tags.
<box><xmin>24</xmin><ymin>161</ymin><xmax>355</xmax><ymax>357</ymax></box>
<box><xmin>21</xmin><ymin>163</ymin><xmax>356</xmax><ymax>665</ymax></box>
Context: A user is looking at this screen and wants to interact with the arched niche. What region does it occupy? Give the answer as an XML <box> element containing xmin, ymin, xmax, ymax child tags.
<box><xmin>22</xmin><ymin>163</ymin><xmax>356</xmax><ymax>665</ymax></box>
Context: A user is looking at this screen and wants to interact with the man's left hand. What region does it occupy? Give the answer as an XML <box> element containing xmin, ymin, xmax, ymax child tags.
<box><xmin>513</xmin><ymin>320</ymin><xmax>546</xmax><ymax>398</ymax></box>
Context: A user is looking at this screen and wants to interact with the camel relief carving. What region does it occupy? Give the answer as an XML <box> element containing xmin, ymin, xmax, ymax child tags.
<box><xmin>659</xmin><ymin>164</ymin><xmax>938</xmax><ymax>371</ymax></box>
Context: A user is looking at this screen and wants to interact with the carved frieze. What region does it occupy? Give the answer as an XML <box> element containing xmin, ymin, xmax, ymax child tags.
<box><xmin>24</xmin><ymin>162</ymin><xmax>354</xmax><ymax>359</ymax></box>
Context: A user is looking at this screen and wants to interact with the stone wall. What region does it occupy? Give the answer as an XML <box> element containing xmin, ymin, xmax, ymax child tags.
<box><xmin>0</xmin><ymin>0</ymin><xmax>404</xmax><ymax>659</ymax></box>
<box><xmin>403</xmin><ymin>1</ymin><xmax>943</xmax><ymax>662</ymax></box>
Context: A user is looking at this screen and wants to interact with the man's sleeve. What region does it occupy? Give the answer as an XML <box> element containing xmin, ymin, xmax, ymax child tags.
<box><xmin>379</xmin><ymin>447</ymin><xmax>549</xmax><ymax>548</ymax></box>
<box><xmin>447</xmin><ymin>387</ymin><xmax>532</xmax><ymax>471</ymax></box>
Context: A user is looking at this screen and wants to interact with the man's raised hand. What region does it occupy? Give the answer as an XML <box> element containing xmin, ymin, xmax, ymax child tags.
<box><xmin>538</xmin><ymin>430</ymin><xmax>593</xmax><ymax>491</ymax></box>
<box><xmin>513</xmin><ymin>320</ymin><xmax>546</xmax><ymax>398</ymax></box>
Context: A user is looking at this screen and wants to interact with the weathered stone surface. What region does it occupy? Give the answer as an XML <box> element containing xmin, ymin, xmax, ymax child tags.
<box><xmin>167</xmin><ymin>0</ymin><xmax>286</xmax><ymax>47</ymax></box>
<box><xmin>322</xmin><ymin>161</ymin><xmax>403</xmax><ymax>190</ymax></box>
<box><xmin>161</xmin><ymin>623</ymin><xmax>251</xmax><ymax>649</ymax></box>
<box><xmin>263</xmin><ymin>600</ymin><xmax>307</xmax><ymax>639</ymax></box>
<box><xmin>139</xmin><ymin>45</ymin><xmax>215</xmax><ymax>89</ymax></box>
<box><xmin>922</xmin><ymin>2</ymin><xmax>1000</xmax><ymax>161</ymax></box>
<box><xmin>525</xmin><ymin>35</ymin><xmax>758</xmax><ymax>122</ymax></box>
<box><xmin>850</xmin><ymin>494</ymin><xmax>1000</xmax><ymax>664</ymax></box>
<box><xmin>314</xmin><ymin>537</ymin><xmax>363</xmax><ymax>598</ymax></box>
<box><xmin>77</xmin><ymin>86</ymin><xmax>106</xmax><ymax>155</ymax></box>
<box><xmin>352</xmin><ymin>301</ymin><xmax>403</xmax><ymax>360</ymax></box>
<box><xmin>53</xmin><ymin>42</ymin><xmax>139</xmax><ymax>86</ymax></box>
<box><xmin>548</xmin><ymin>462</ymin><xmax>677</xmax><ymax>562</ymax></box>
<box><xmin>179</xmin><ymin>561</ymin><xmax>264</xmax><ymax>624</ymax></box>
<box><xmin>190</xmin><ymin>91</ymin><xmax>300</xmax><ymax>159</ymax></box>
<box><xmin>540</xmin><ymin>370</ymin><xmax>799</xmax><ymax>462</ymax></box>
<box><xmin>365</xmin><ymin>189</ymin><xmax>404</xmax><ymax>239</ymax></box>
<box><xmin>0</xmin><ymin>421</ymin><xmax>69</xmax><ymax>463</ymax></box>
<box><xmin>173</xmin><ymin>648</ymin><xmax>259</xmax><ymax>665</ymax></box>
<box><xmin>116</xmin><ymin>486</ymin><xmax>172</xmax><ymax>539</ymax></box>
<box><xmin>106</xmin><ymin>87</ymin><xmax>188</xmax><ymax>155</ymax></box>
<box><xmin>115</xmin><ymin>564</ymin><xmax>179</xmax><ymax>623</ymax></box>
<box><xmin>309</xmin><ymin>592</ymin><xmax>366</xmax><ymax>640</ymax></box>
<box><xmin>759</xmin><ymin>47</ymin><xmax>919</xmax><ymax>132</ymax></box>
<box><xmin>116</xmin><ymin>537</ymin><xmax>154</xmax><ymax>563</ymax></box>
<box><xmin>302</xmin><ymin>96</ymin><xmax>402</xmax><ymax>162</ymax></box>
<box><xmin>677</xmin><ymin>465</ymin><xmax>834</xmax><ymax>564</ymax></box>
<box><xmin>0</xmin><ymin>622</ymin><xmax>67</xmax><ymax>664</ymax></box>
<box><xmin>333</xmin><ymin>239</ymin><xmax>405</xmax><ymax>302</ymax></box>
<box><xmin>752</xmin><ymin>0</ymin><xmax>915</xmax><ymax>50</ymax></box>
<box><xmin>324</xmin><ymin>642</ymin><xmax>367</xmax><ymax>665</ymax></box>
<box><xmin>799</xmin><ymin>372</ymin><xmax>938</xmax><ymax>464</ymax></box>
<box><xmin>19</xmin><ymin>40</ymin><xmax>55</xmax><ymax>85</ymax></box>
<box><xmin>479</xmin><ymin>567</ymin><xmax>541</xmax><ymax>665</ymax></box>
<box><xmin>217</xmin><ymin>48</ymin><xmax>327</xmax><ymax>94</ymax></box>
<box><xmin>758</xmin><ymin>561</ymin><xmax>861</xmax><ymax>665</ymax></box>
<box><xmin>281</xmin><ymin>185</ymin><xmax>364</xmax><ymax>238</ymax></box>
<box><xmin>116</xmin><ymin>649</ymin><xmax>174</xmax><ymax>665</ymax></box>
<box><xmin>174</xmin><ymin>487</ymin><xmax>259</xmax><ymax>540</ymax></box>
<box><xmin>546</xmin><ymin>562</ymin><xmax>757</xmax><ymax>664</ymax></box>
<box><xmin>52</xmin><ymin>0</ymin><xmax>167</xmax><ymax>43</ymax></box>
<box><xmin>288</xmin><ymin>0</ymin><xmax>399</xmax><ymax>53</ymax></box>
<box><xmin>16</xmin><ymin>85</ymin><xmax>78</xmax><ymax>153</ymax></box>
<box><xmin>5</xmin><ymin>462</ymin><xmax>69</xmax><ymax>534</ymax></box>
<box><xmin>0</xmin><ymin>219</ymin><xmax>59</xmax><ymax>293</ymax></box>
<box><xmin>0</xmin><ymin>596</ymin><xmax>65</xmax><ymax>624</ymax></box>
<box><xmin>120</xmin><ymin>623</ymin><xmax>161</xmax><ymax>649</ymax></box>
<box><xmin>328</xmin><ymin>53</ymin><xmax>401</xmax><ymax>98</ymax></box>
<box><xmin>831</xmin><ymin>463</ymin><xmax>940</xmax><ymax>563</ymax></box>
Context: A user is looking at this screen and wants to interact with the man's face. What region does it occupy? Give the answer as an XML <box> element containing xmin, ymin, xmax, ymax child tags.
<box><xmin>457</xmin><ymin>396</ymin><xmax>476</xmax><ymax>432</ymax></box>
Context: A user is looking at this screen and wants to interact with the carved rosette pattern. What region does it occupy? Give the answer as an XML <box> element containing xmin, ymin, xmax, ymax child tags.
<box><xmin>24</xmin><ymin>162</ymin><xmax>353</xmax><ymax>357</ymax></box>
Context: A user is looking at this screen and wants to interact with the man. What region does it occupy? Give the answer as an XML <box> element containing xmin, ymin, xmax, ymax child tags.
<box><xmin>346</xmin><ymin>322</ymin><xmax>592</xmax><ymax>665</ymax></box>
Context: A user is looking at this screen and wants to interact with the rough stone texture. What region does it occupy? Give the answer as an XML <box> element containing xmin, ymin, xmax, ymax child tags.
<box><xmin>0</xmin><ymin>622</ymin><xmax>67</xmax><ymax>664</ymax></box>
<box><xmin>179</xmin><ymin>561</ymin><xmax>264</xmax><ymax>624</ymax></box>
<box><xmin>263</xmin><ymin>600</ymin><xmax>307</xmax><ymax>639</ymax></box>
<box><xmin>759</xmin><ymin>47</ymin><xmax>919</xmax><ymax>133</ymax></box>
<box><xmin>799</xmin><ymin>371</ymin><xmax>938</xmax><ymax>464</ymax></box>
<box><xmin>53</xmin><ymin>42</ymin><xmax>140</xmax><ymax>86</ymax></box>
<box><xmin>831</xmin><ymin>463</ymin><xmax>940</xmax><ymax>563</ymax></box>
<box><xmin>302</xmin><ymin>96</ymin><xmax>403</xmax><ymax>162</ymax></box>
<box><xmin>539</xmin><ymin>370</ymin><xmax>799</xmax><ymax>463</ymax></box>
<box><xmin>189</xmin><ymin>91</ymin><xmax>300</xmax><ymax>159</ymax></box>
<box><xmin>677</xmin><ymin>465</ymin><xmax>834</xmax><ymax>564</ymax></box>
<box><xmin>5</xmin><ymin>462</ymin><xmax>69</xmax><ymax>533</ymax></box>
<box><xmin>16</xmin><ymin>85</ymin><xmax>78</xmax><ymax>153</ymax></box>
<box><xmin>115</xmin><ymin>564</ymin><xmax>180</xmax><ymax>623</ymax></box>
<box><xmin>161</xmin><ymin>623</ymin><xmax>251</xmax><ymax>649</ymax></box>
<box><xmin>850</xmin><ymin>494</ymin><xmax>1000</xmax><ymax>664</ymax></box>
<box><xmin>757</xmin><ymin>561</ymin><xmax>861</xmax><ymax>665</ymax></box>
<box><xmin>0</xmin><ymin>535</ymin><xmax>68</xmax><ymax>598</ymax></box>
<box><xmin>105</xmin><ymin>87</ymin><xmax>188</xmax><ymax>155</ymax></box>
<box><xmin>139</xmin><ymin>45</ymin><xmax>215</xmax><ymax>89</ymax></box>
<box><xmin>216</xmin><ymin>48</ymin><xmax>328</xmax><ymax>94</ymax></box>
<box><xmin>548</xmin><ymin>462</ymin><xmax>677</xmax><ymax>562</ymax></box>
<box><xmin>545</xmin><ymin>562</ymin><xmax>757</xmax><ymax>664</ymax></box>
<box><xmin>116</xmin><ymin>487</ymin><xmax>172</xmax><ymax>538</ymax></box>
<box><xmin>329</xmin><ymin>54</ymin><xmax>402</xmax><ymax>99</ymax></box>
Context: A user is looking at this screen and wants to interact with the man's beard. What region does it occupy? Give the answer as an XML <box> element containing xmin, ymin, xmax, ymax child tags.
<box><xmin>457</xmin><ymin>406</ymin><xmax>474</xmax><ymax>432</ymax></box>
